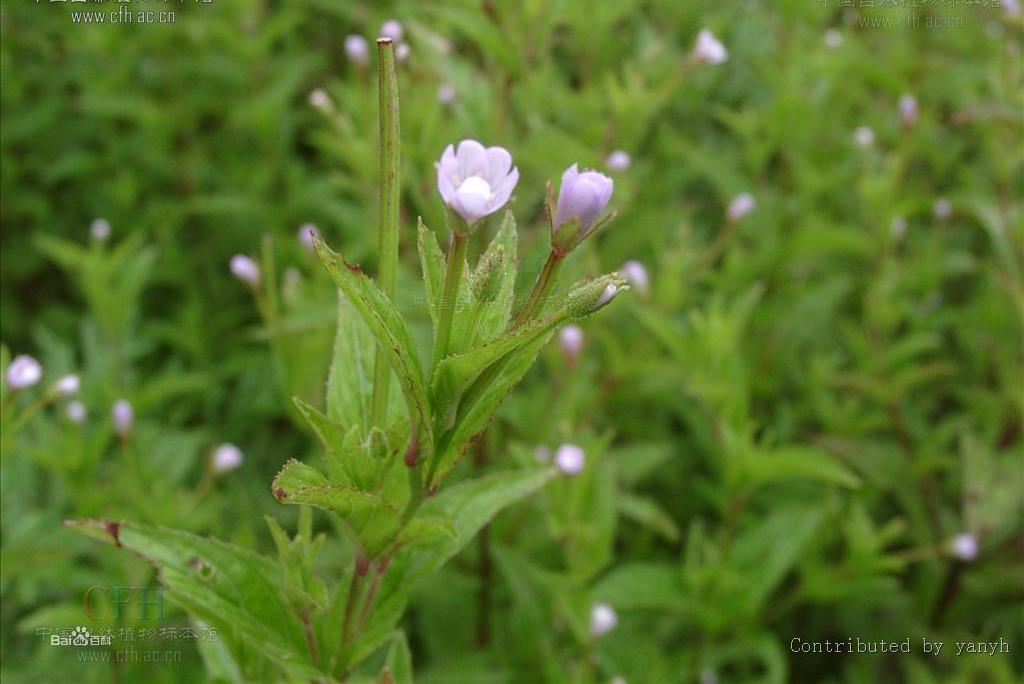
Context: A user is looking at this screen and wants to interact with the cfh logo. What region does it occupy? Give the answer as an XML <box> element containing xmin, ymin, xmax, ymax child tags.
<box><xmin>51</xmin><ymin>626</ymin><xmax>112</xmax><ymax>647</ymax></box>
<box><xmin>83</xmin><ymin>586</ymin><xmax>165</xmax><ymax>621</ymax></box>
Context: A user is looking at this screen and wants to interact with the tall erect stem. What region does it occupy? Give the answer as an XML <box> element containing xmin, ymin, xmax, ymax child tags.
<box><xmin>370</xmin><ymin>39</ymin><xmax>400</xmax><ymax>428</ymax></box>
<box><xmin>432</xmin><ymin>231</ymin><xmax>468</xmax><ymax>370</ymax></box>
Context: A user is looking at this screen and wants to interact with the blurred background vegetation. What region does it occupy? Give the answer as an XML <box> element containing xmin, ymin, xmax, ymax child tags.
<box><xmin>1</xmin><ymin>0</ymin><xmax>1021</xmax><ymax>682</ymax></box>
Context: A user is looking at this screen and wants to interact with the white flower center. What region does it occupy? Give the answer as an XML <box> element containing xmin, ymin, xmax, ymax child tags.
<box><xmin>457</xmin><ymin>175</ymin><xmax>493</xmax><ymax>202</ymax></box>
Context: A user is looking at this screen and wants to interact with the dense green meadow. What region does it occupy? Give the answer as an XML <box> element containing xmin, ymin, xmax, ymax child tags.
<box><xmin>1</xmin><ymin>1</ymin><xmax>1021</xmax><ymax>682</ymax></box>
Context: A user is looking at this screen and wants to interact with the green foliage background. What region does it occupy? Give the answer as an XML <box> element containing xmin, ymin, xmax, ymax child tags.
<box><xmin>1</xmin><ymin>0</ymin><xmax>1021</xmax><ymax>682</ymax></box>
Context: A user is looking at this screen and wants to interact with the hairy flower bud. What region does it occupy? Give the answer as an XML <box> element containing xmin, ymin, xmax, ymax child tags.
<box><xmin>471</xmin><ymin>245</ymin><xmax>504</xmax><ymax>303</ymax></box>
<box><xmin>212</xmin><ymin>442</ymin><xmax>244</xmax><ymax>473</ymax></box>
<box><xmin>590</xmin><ymin>602</ymin><xmax>618</xmax><ymax>636</ymax></box>
<box><xmin>567</xmin><ymin>275</ymin><xmax>625</xmax><ymax>317</ymax></box>
<box><xmin>345</xmin><ymin>35</ymin><xmax>369</xmax><ymax>66</ymax></box>
<box><xmin>553</xmin><ymin>164</ymin><xmax>614</xmax><ymax>240</ymax></box>
<box><xmin>605</xmin><ymin>150</ymin><xmax>631</xmax><ymax>172</ymax></box>
<box><xmin>7</xmin><ymin>355</ymin><xmax>42</xmax><ymax>390</ymax></box>
<box><xmin>230</xmin><ymin>255</ymin><xmax>260</xmax><ymax>286</ymax></box>
<box><xmin>112</xmin><ymin>399</ymin><xmax>133</xmax><ymax>437</ymax></box>
<box><xmin>66</xmin><ymin>400</ymin><xmax>87</xmax><ymax>424</ymax></box>
<box><xmin>55</xmin><ymin>374</ymin><xmax>80</xmax><ymax>396</ymax></box>
<box><xmin>554</xmin><ymin>443</ymin><xmax>585</xmax><ymax>475</ymax></box>
<box><xmin>436</xmin><ymin>140</ymin><xmax>519</xmax><ymax>227</ymax></box>
<box><xmin>693</xmin><ymin>29</ymin><xmax>728</xmax><ymax>64</ymax></box>
<box><xmin>727</xmin><ymin>193</ymin><xmax>756</xmax><ymax>222</ymax></box>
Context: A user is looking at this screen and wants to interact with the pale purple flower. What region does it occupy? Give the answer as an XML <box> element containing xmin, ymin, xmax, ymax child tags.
<box><xmin>951</xmin><ymin>533</ymin><xmax>978</xmax><ymax>562</ymax></box>
<box><xmin>727</xmin><ymin>192</ymin><xmax>756</xmax><ymax>222</ymax></box>
<box><xmin>212</xmin><ymin>442</ymin><xmax>244</xmax><ymax>473</ymax></box>
<box><xmin>344</xmin><ymin>35</ymin><xmax>369</xmax><ymax>66</ymax></box>
<box><xmin>620</xmin><ymin>260</ymin><xmax>649</xmax><ymax>295</ymax></box>
<box><xmin>558</xmin><ymin>325</ymin><xmax>584</xmax><ymax>364</ymax></box>
<box><xmin>395</xmin><ymin>43</ymin><xmax>411</xmax><ymax>62</ymax></box>
<box><xmin>55</xmin><ymin>374</ymin><xmax>80</xmax><ymax>396</ymax></box>
<box><xmin>899</xmin><ymin>93</ymin><xmax>918</xmax><ymax>127</ymax></box>
<box><xmin>890</xmin><ymin>215</ymin><xmax>908</xmax><ymax>239</ymax></box>
<box><xmin>298</xmin><ymin>223</ymin><xmax>320</xmax><ymax>251</ymax></box>
<box><xmin>1005</xmin><ymin>0</ymin><xmax>1021</xmax><ymax>18</ymax></box>
<box><xmin>437</xmin><ymin>83</ymin><xmax>456</xmax><ymax>105</ymax></box>
<box><xmin>230</xmin><ymin>255</ymin><xmax>260</xmax><ymax>286</ymax></box>
<box><xmin>436</xmin><ymin>140</ymin><xmax>519</xmax><ymax>226</ymax></box>
<box><xmin>380</xmin><ymin>19</ymin><xmax>403</xmax><ymax>42</ymax></box>
<box><xmin>611</xmin><ymin>678</ymin><xmax>628</xmax><ymax>684</ymax></box>
<box><xmin>854</xmin><ymin>126</ymin><xmax>875</xmax><ymax>147</ymax></box>
<box><xmin>605</xmin><ymin>150</ymin><xmax>631</xmax><ymax>172</ymax></box>
<box><xmin>554</xmin><ymin>164</ymin><xmax>614</xmax><ymax>235</ymax></box>
<box><xmin>824</xmin><ymin>29</ymin><xmax>842</xmax><ymax>49</ymax></box>
<box><xmin>554</xmin><ymin>443</ymin><xmax>585</xmax><ymax>475</ymax></box>
<box><xmin>90</xmin><ymin>218</ymin><xmax>111</xmax><ymax>241</ymax></box>
<box><xmin>693</xmin><ymin>29</ymin><xmax>728</xmax><ymax>65</ymax></box>
<box><xmin>112</xmin><ymin>399</ymin><xmax>133</xmax><ymax>437</ymax></box>
<box><xmin>589</xmin><ymin>603</ymin><xmax>618</xmax><ymax>636</ymax></box>
<box><xmin>308</xmin><ymin>88</ymin><xmax>331</xmax><ymax>112</ymax></box>
<box><xmin>66</xmin><ymin>400</ymin><xmax>87</xmax><ymax>424</ymax></box>
<box><xmin>934</xmin><ymin>198</ymin><xmax>952</xmax><ymax>220</ymax></box>
<box><xmin>6</xmin><ymin>355</ymin><xmax>42</xmax><ymax>389</ymax></box>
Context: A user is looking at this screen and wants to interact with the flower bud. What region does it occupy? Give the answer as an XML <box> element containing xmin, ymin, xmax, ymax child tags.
<box><xmin>727</xmin><ymin>193</ymin><xmax>756</xmax><ymax>222</ymax></box>
<box><xmin>471</xmin><ymin>245</ymin><xmax>504</xmax><ymax>303</ymax></box>
<box><xmin>379</xmin><ymin>19</ymin><xmax>403</xmax><ymax>41</ymax></box>
<box><xmin>553</xmin><ymin>164</ymin><xmax>614</xmax><ymax>242</ymax></box>
<box><xmin>437</xmin><ymin>83</ymin><xmax>456</xmax><ymax>105</ymax></box>
<box><xmin>6</xmin><ymin>355</ymin><xmax>42</xmax><ymax>390</ymax></box>
<box><xmin>605</xmin><ymin>150</ymin><xmax>631</xmax><ymax>172</ymax></box>
<box><xmin>66</xmin><ymin>400</ymin><xmax>87</xmax><ymax>424</ymax></box>
<box><xmin>567</xmin><ymin>275</ymin><xmax>625</xmax><ymax>317</ymax></box>
<box><xmin>554</xmin><ymin>443</ymin><xmax>585</xmax><ymax>475</ymax></box>
<box><xmin>950</xmin><ymin>533</ymin><xmax>978</xmax><ymax>562</ymax></box>
<box><xmin>212</xmin><ymin>442</ymin><xmax>244</xmax><ymax>473</ymax></box>
<box><xmin>899</xmin><ymin>93</ymin><xmax>918</xmax><ymax>127</ymax></box>
<box><xmin>933</xmin><ymin>198</ymin><xmax>952</xmax><ymax>220</ymax></box>
<box><xmin>824</xmin><ymin>29</ymin><xmax>842</xmax><ymax>49</ymax></box>
<box><xmin>436</xmin><ymin>140</ymin><xmax>519</xmax><ymax>227</ymax></box>
<box><xmin>589</xmin><ymin>602</ymin><xmax>618</xmax><ymax>636</ymax></box>
<box><xmin>693</xmin><ymin>29</ymin><xmax>728</xmax><ymax>64</ymax></box>
<box><xmin>620</xmin><ymin>260</ymin><xmax>649</xmax><ymax>295</ymax></box>
<box><xmin>853</xmin><ymin>126</ymin><xmax>875</xmax><ymax>147</ymax></box>
<box><xmin>112</xmin><ymin>399</ymin><xmax>133</xmax><ymax>437</ymax></box>
<box><xmin>344</xmin><ymin>34</ymin><xmax>369</xmax><ymax>66</ymax></box>
<box><xmin>90</xmin><ymin>218</ymin><xmax>111</xmax><ymax>241</ymax></box>
<box><xmin>298</xmin><ymin>223</ymin><xmax>320</xmax><ymax>252</ymax></box>
<box><xmin>558</xmin><ymin>325</ymin><xmax>584</xmax><ymax>366</ymax></box>
<box><xmin>55</xmin><ymin>374</ymin><xmax>80</xmax><ymax>396</ymax></box>
<box><xmin>230</xmin><ymin>254</ymin><xmax>260</xmax><ymax>286</ymax></box>
<box><xmin>308</xmin><ymin>88</ymin><xmax>332</xmax><ymax>112</ymax></box>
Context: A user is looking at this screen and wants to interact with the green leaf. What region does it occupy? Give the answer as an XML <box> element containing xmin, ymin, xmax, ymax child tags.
<box><xmin>272</xmin><ymin>460</ymin><xmax>399</xmax><ymax>557</ymax></box>
<box><xmin>293</xmin><ymin>398</ymin><xmax>346</xmax><ymax>478</ymax></box>
<box><xmin>417</xmin><ymin>218</ymin><xmax>446</xmax><ymax>330</ymax></box>
<box><xmin>618</xmin><ymin>492</ymin><xmax>681</xmax><ymax>542</ymax></box>
<box><xmin>380</xmin><ymin>630</ymin><xmax>413</xmax><ymax>684</ymax></box>
<box><xmin>315</xmin><ymin>239</ymin><xmax>433</xmax><ymax>455</ymax></box>
<box><xmin>65</xmin><ymin>519</ymin><xmax>320</xmax><ymax>680</ymax></box>
<box><xmin>741</xmin><ymin>446</ymin><xmax>861</xmax><ymax>490</ymax></box>
<box><xmin>326</xmin><ymin>291</ymin><xmax>392</xmax><ymax>432</ymax></box>
<box><xmin>593</xmin><ymin>562</ymin><xmax>687</xmax><ymax>611</ymax></box>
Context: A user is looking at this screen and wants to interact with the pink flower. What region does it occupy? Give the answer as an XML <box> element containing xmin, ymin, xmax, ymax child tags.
<box><xmin>230</xmin><ymin>255</ymin><xmax>260</xmax><ymax>286</ymax></box>
<box><xmin>345</xmin><ymin>35</ymin><xmax>369</xmax><ymax>65</ymax></box>
<box><xmin>212</xmin><ymin>443</ymin><xmax>244</xmax><ymax>473</ymax></box>
<box><xmin>6</xmin><ymin>355</ymin><xmax>42</xmax><ymax>389</ymax></box>
<box><xmin>553</xmin><ymin>164</ymin><xmax>614</xmax><ymax>235</ymax></box>
<box><xmin>436</xmin><ymin>140</ymin><xmax>519</xmax><ymax>226</ymax></box>
<box><xmin>693</xmin><ymin>29</ymin><xmax>728</xmax><ymax>64</ymax></box>
<box><xmin>554</xmin><ymin>443</ymin><xmax>585</xmax><ymax>475</ymax></box>
<box><xmin>590</xmin><ymin>603</ymin><xmax>618</xmax><ymax>636</ymax></box>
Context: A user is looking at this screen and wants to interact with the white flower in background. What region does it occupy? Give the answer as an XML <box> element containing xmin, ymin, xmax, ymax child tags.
<box><xmin>534</xmin><ymin>445</ymin><xmax>552</xmax><ymax>463</ymax></box>
<box><xmin>395</xmin><ymin>43</ymin><xmax>411</xmax><ymax>62</ymax></box>
<box><xmin>554</xmin><ymin>443</ymin><xmax>585</xmax><ymax>475</ymax></box>
<box><xmin>230</xmin><ymin>255</ymin><xmax>260</xmax><ymax>286</ymax></box>
<box><xmin>344</xmin><ymin>34</ymin><xmax>369</xmax><ymax>66</ymax></box>
<box><xmin>112</xmin><ymin>399</ymin><xmax>133</xmax><ymax>437</ymax></box>
<box><xmin>605</xmin><ymin>150</ymin><xmax>631</xmax><ymax>172</ymax></box>
<box><xmin>854</xmin><ymin>125</ymin><xmax>875</xmax><ymax>147</ymax></box>
<box><xmin>298</xmin><ymin>223</ymin><xmax>320</xmax><ymax>251</ymax></box>
<box><xmin>55</xmin><ymin>374</ymin><xmax>80</xmax><ymax>396</ymax></box>
<box><xmin>933</xmin><ymin>197</ymin><xmax>952</xmax><ymax>220</ymax></box>
<box><xmin>6</xmin><ymin>355</ymin><xmax>42</xmax><ymax>389</ymax></box>
<box><xmin>727</xmin><ymin>192</ymin><xmax>757</xmax><ymax>222</ymax></box>
<box><xmin>308</xmin><ymin>88</ymin><xmax>332</xmax><ymax>112</ymax></box>
<box><xmin>693</xmin><ymin>29</ymin><xmax>728</xmax><ymax>65</ymax></box>
<box><xmin>589</xmin><ymin>603</ymin><xmax>618</xmax><ymax>637</ymax></box>
<box><xmin>212</xmin><ymin>442</ymin><xmax>244</xmax><ymax>473</ymax></box>
<box><xmin>899</xmin><ymin>93</ymin><xmax>918</xmax><ymax>127</ymax></box>
<box><xmin>596</xmin><ymin>284</ymin><xmax>619</xmax><ymax>308</ymax></box>
<box><xmin>950</xmin><ymin>533</ymin><xmax>978</xmax><ymax>561</ymax></box>
<box><xmin>380</xmin><ymin>19</ymin><xmax>403</xmax><ymax>41</ymax></box>
<box><xmin>66</xmin><ymin>400</ymin><xmax>87</xmax><ymax>424</ymax></box>
<box><xmin>436</xmin><ymin>140</ymin><xmax>519</xmax><ymax>226</ymax></box>
<box><xmin>558</xmin><ymin>325</ymin><xmax>584</xmax><ymax>365</ymax></box>
<box><xmin>437</xmin><ymin>83</ymin><xmax>456</xmax><ymax>105</ymax></box>
<box><xmin>890</xmin><ymin>215</ymin><xmax>908</xmax><ymax>239</ymax></box>
<box><xmin>824</xmin><ymin>29</ymin><xmax>843</xmax><ymax>49</ymax></box>
<box><xmin>620</xmin><ymin>260</ymin><xmax>649</xmax><ymax>295</ymax></box>
<box><xmin>553</xmin><ymin>164</ymin><xmax>614</xmax><ymax>236</ymax></box>
<box><xmin>90</xmin><ymin>217</ymin><xmax>111</xmax><ymax>241</ymax></box>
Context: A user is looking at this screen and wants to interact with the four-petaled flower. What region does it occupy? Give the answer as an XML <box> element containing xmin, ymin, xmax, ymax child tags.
<box><xmin>553</xmin><ymin>164</ymin><xmax>614</xmax><ymax>237</ymax></box>
<box><xmin>436</xmin><ymin>140</ymin><xmax>519</xmax><ymax>227</ymax></box>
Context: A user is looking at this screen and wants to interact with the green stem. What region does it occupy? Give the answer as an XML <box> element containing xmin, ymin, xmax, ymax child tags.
<box><xmin>514</xmin><ymin>250</ymin><xmax>564</xmax><ymax>327</ymax></box>
<box><xmin>432</xmin><ymin>231</ymin><xmax>468</xmax><ymax>370</ymax></box>
<box><xmin>370</xmin><ymin>39</ymin><xmax>401</xmax><ymax>429</ymax></box>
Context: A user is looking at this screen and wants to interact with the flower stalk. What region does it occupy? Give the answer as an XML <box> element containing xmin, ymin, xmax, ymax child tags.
<box><xmin>432</xmin><ymin>228</ymin><xmax>468</xmax><ymax>369</ymax></box>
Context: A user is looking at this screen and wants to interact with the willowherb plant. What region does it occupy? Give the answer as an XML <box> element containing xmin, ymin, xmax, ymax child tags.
<box><xmin>68</xmin><ymin>39</ymin><xmax>625</xmax><ymax>682</ymax></box>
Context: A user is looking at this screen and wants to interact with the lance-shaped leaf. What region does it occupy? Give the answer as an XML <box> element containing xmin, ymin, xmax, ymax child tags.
<box><xmin>417</xmin><ymin>218</ymin><xmax>446</xmax><ymax>330</ymax></box>
<box><xmin>315</xmin><ymin>239</ymin><xmax>433</xmax><ymax>456</ymax></box>
<box><xmin>65</xmin><ymin>519</ymin><xmax>321</xmax><ymax>680</ymax></box>
<box><xmin>272</xmin><ymin>460</ymin><xmax>399</xmax><ymax>558</ymax></box>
